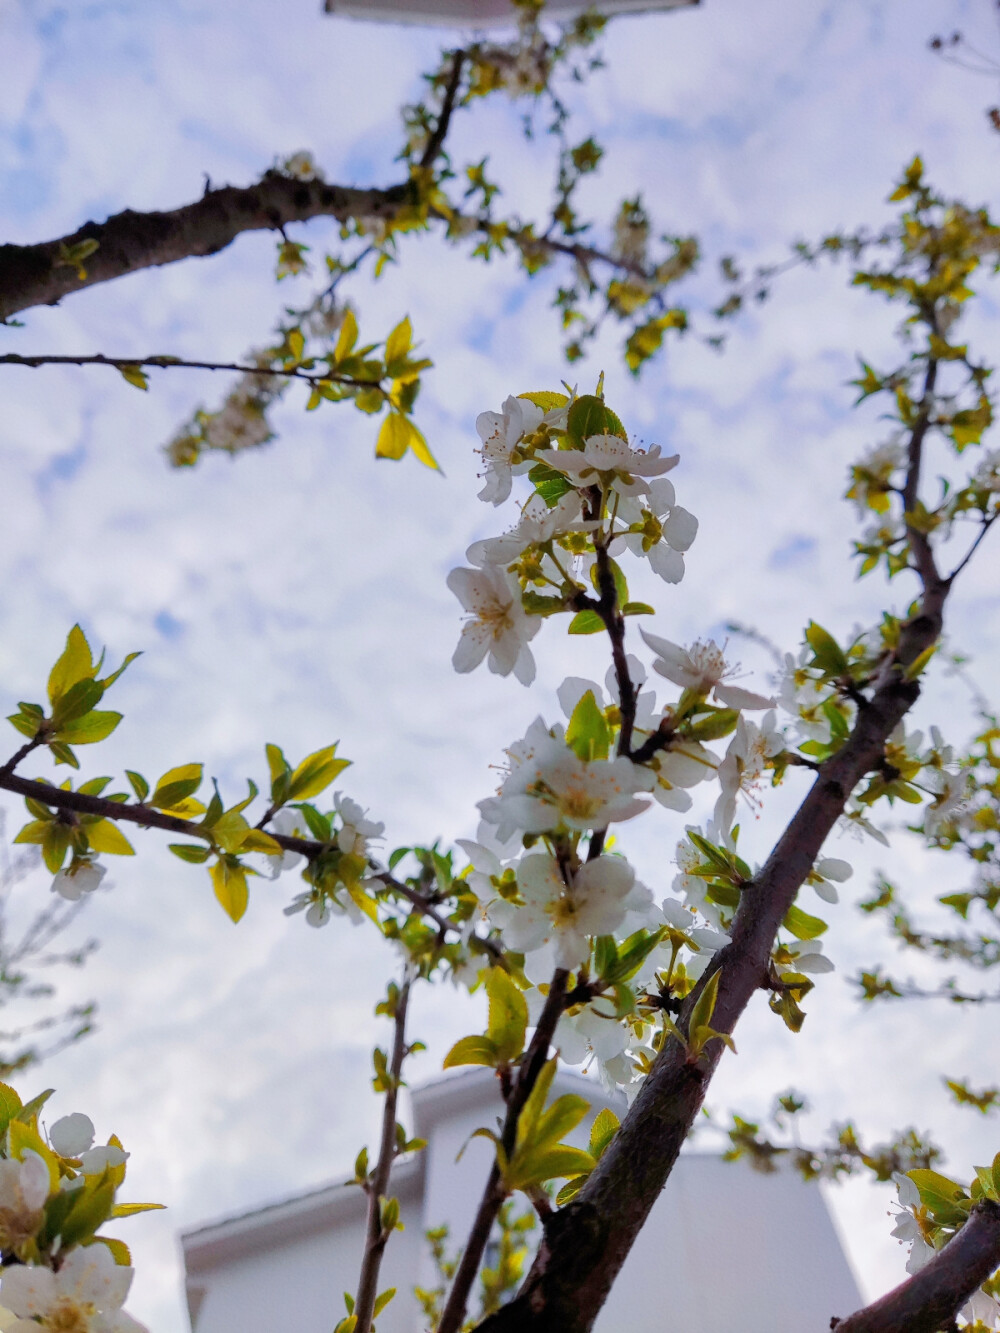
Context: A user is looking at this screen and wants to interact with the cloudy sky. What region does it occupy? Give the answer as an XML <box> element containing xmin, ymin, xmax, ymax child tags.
<box><xmin>2</xmin><ymin>0</ymin><xmax>1000</xmax><ymax>1328</ymax></box>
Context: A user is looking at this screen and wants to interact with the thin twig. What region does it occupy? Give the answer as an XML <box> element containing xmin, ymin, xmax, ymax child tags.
<box><xmin>353</xmin><ymin>971</ymin><xmax>413</xmax><ymax>1333</ymax></box>
<box><xmin>0</xmin><ymin>352</ymin><xmax>386</xmax><ymax>394</ymax></box>
<box><xmin>436</xmin><ymin>969</ymin><xmax>570</xmax><ymax>1333</ymax></box>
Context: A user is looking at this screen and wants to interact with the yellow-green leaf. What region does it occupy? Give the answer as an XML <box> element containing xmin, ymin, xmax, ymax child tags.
<box><xmin>48</xmin><ymin>626</ymin><xmax>95</xmax><ymax>706</ymax></box>
<box><xmin>210</xmin><ymin>859</ymin><xmax>249</xmax><ymax>923</ymax></box>
<box><xmin>485</xmin><ymin>968</ymin><xmax>528</xmax><ymax>1064</ymax></box>
<box><xmin>385</xmin><ymin>315</ymin><xmax>412</xmax><ymax>366</ymax></box>
<box><xmin>150</xmin><ymin>764</ymin><xmax>203</xmax><ymax>810</ymax></box>
<box><xmin>110</xmin><ymin>1202</ymin><xmax>166</xmax><ymax>1217</ymax></box>
<box><xmin>442</xmin><ymin>1035</ymin><xmax>499</xmax><ymax>1069</ymax></box>
<box><xmin>334</xmin><ymin>308</ymin><xmax>358</xmax><ymax>362</ymax></box>
<box><xmin>55</xmin><ymin>710</ymin><xmax>122</xmax><ymax>745</ymax></box>
<box><xmin>85</xmin><ymin>820</ymin><xmax>135</xmax><ymax>856</ymax></box>
<box><xmin>92</xmin><ymin>1237</ymin><xmax>132</xmax><ymax>1265</ymax></box>
<box><xmin>288</xmin><ymin>745</ymin><xmax>350</xmax><ymax>800</ymax></box>
<box><xmin>118</xmin><ymin>364</ymin><xmax>148</xmax><ymax>391</ymax></box>
<box><xmin>376</xmin><ymin>412</ymin><xmax>411</xmax><ymax>461</ymax></box>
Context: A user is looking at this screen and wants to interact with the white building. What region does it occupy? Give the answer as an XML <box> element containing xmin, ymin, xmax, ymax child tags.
<box><xmin>182</xmin><ymin>1067</ymin><xmax>864</xmax><ymax>1332</ymax></box>
<box><xmin>321</xmin><ymin>1</ymin><xmax>698</xmax><ymax>29</ymax></box>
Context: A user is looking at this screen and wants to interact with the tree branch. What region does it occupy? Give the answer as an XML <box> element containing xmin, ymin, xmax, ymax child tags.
<box><xmin>0</xmin><ymin>352</ymin><xmax>388</xmax><ymax>394</ymax></box>
<box><xmin>436</xmin><ymin>969</ymin><xmax>569</xmax><ymax>1333</ymax></box>
<box><xmin>0</xmin><ymin>173</ymin><xmax>410</xmax><ymax>322</ymax></box>
<box><xmin>830</xmin><ymin>1200</ymin><xmax>1000</xmax><ymax>1333</ymax></box>
<box><xmin>474</xmin><ymin>429</ymin><xmax>953</xmax><ymax>1333</ymax></box>
<box><xmin>0</xmin><ymin>767</ymin><xmax>482</xmax><ymax>947</ymax></box>
<box><xmin>353</xmin><ymin>972</ymin><xmax>412</xmax><ymax>1333</ymax></box>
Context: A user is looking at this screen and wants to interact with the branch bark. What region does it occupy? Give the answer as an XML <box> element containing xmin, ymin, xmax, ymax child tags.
<box><xmin>436</xmin><ymin>970</ymin><xmax>569</xmax><ymax>1333</ymax></box>
<box><xmin>474</xmin><ymin>374</ymin><xmax>952</xmax><ymax>1332</ymax></box>
<box><xmin>831</xmin><ymin>1200</ymin><xmax>1000</xmax><ymax>1333</ymax></box>
<box><xmin>0</xmin><ymin>173</ymin><xmax>410</xmax><ymax>322</ymax></box>
<box><xmin>353</xmin><ymin>973</ymin><xmax>412</xmax><ymax>1333</ymax></box>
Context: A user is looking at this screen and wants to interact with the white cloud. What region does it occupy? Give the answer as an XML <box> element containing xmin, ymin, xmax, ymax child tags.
<box><xmin>1</xmin><ymin>0</ymin><xmax>998</xmax><ymax>1328</ymax></box>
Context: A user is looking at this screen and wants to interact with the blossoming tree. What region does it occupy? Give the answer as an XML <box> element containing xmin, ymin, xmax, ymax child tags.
<box><xmin>0</xmin><ymin>4</ymin><xmax>999</xmax><ymax>1332</ymax></box>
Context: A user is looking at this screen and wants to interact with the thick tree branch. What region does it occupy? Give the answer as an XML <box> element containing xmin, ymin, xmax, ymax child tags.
<box><xmin>0</xmin><ymin>173</ymin><xmax>410</xmax><ymax>322</ymax></box>
<box><xmin>353</xmin><ymin>972</ymin><xmax>412</xmax><ymax>1333</ymax></box>
<box><xmin>474</xmin><ymin>365</ymin><xmax>953</xmax><ymax>1333</ymax></box>
<box><xmin>830</xmin><ymin>1200</ymin><xmax>1000</xmax><ymax>1333</ymax></box>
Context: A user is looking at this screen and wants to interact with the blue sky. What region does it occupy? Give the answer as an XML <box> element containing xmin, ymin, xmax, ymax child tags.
<box><xmin>2</xmin><ymin>0</ymin><xmax>1000</xmax><ymax>1328</ymax></box>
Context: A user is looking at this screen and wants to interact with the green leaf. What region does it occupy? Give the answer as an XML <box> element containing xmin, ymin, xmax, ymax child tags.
<box><xmin>506</xmin><ymin>1144</ymin><xmax>594</xmax><ymax>1190</ymax></box>
<box><xmin>48</xmin><ymin>626</ymin><xmax>95</xmax><ymax>705</ymax></box>
<box><xmin>688</xmin><ymin>968</ymin><xmax>721</xmax><ymax>1044</ymax></box>
<box><xmin>54</xmin><ymin>710</ymin><xmax>122</xmax><ymax>745</ymax></box>
<box><xmin>169</xmin><ymin>843</ymin><xmax>212</xmax><ymax>864</ymax></box>
<box><xmin>685</xmin><ymin>708</ymin><xmax>739</xmax><ymax>741</ymax></box>
<box><xmin>621</xmin><ymin>601</ymin><xmax>655</xmax><ymax>616</ymax></box>
<box><xmin>782</xmin><ymin>904</ymin><xmax>828</xmax><ymax>940</ymax></box>
<box><xmin>150</xmin><ymin>764</ymin><xmax>204</xmax><ymax>811</ymax></box>
<box><xmin>42</xmin><ymin>824</ymin><xmax>71</xmax><ymax>874</ymax></box>
<box><xmin>485</xmin><ymin>969</ymin><xmax>528</xmax><ymax>1064</ymax></box>
<box><xmin>125</xmin><ymin>771</ymin><xmax>149</xmax><ymax>802</ymax></box>
<box><xmin>0</xmin><ymin>1082</ymin><xmax>23</xmax><ymax>1135</ymax></box>
<box><xmin>590</xmin><ymin>557</ymin><xmax>628</xmax><ymax>609</ymax></box>
<box><xmin>299</xmin><ymin>803</ymin><xmax>332</xmax><ymax>842</ymax></box>
<box><xmin>805</xmin><ymin>622</ymin><xmax>849</xmax><ymax>677</ymax></box>
<box><xmin>589</xmin><ymin>1107</ymin><xmax>619</xmax><ymax>1159</ymax></box>
<box><xmin>374</xmin><ymin>1289</ymin><xmax>396</xmax><ymax>1317</ymax></box>
<box><xmin>567</xmin><ymin>394</ymin><xmax>626</xmax><ymax>446</ymax></box>
<box><xmin>568</xmin><ymin>610</ymin><xmax>605</xmax><ymax>635</ymax></box>
<box><xmin>59</xmin><ymin>1177</ymin><xmax>116</xmax><ymax>1247</ymax></box>
<box><xmin>50</xmin><ymin>678</ymin><xmax>105</xmax><ymax>727</ymax></box>
<box><xmin>527</xmin><ymin>462</ymin><xmax>574</xmax><ymax>507</ymax></box>
<box><xmin>288</xmin><ymin>745</ymin><xmax>351</xmax><ymax>801</ymax></box>
<box><xmin>443</xmin><ymin>1035</ymin><xmax>500</xmax><ymax>1070</ymax></box>
<box><xmin>565</xmin><ymin>690</ymin><xmax>611</xmax><ymax>762</ymax></box>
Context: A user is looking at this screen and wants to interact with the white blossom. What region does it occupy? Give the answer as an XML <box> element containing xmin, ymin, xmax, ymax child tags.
<box><xmin>714</xmin><ymin>712</ymin><xmax>785</xmax><ymax>833</ymax></box>
<box><xmin>467</xmin><ymin>493</ymin><xmax>596</xmax><ymax>569</ymax></box>
<box><xmin>534</xmin><ymin>433</ymin><xmax>678</xmax><ymax>499</ymax></box>
<box><xmin>922</xmin><ymin>770</ymin><xmax>969</xmax><ymax>837</ymax></box>
<box><xmin>334</xmin><ymin>793</ymin><xmax>384</xmax><ymax>857</ymax></box>
<box><xmin>263</xmin><ymin>807</ymin><xmax>308</xmax><ymax>877</ymax></box>
<box><xmin>491</xmin><ymin>853</ymin><xmax>636</xmax><ymax>968</ymax></box>
<box><xmin>0</xmin><ymin>1243</ymin><xmax>146</xmax><ymax>1333</ymax></box>
<box><xmin>610</xmin><ymin>478</ymin><xmax>698</xmax><ymax>583</ymax></box>
<box><xmin>774</xmin><ymin>939</ymin><xmax>835</xmax><ymax>976</ymax></box>
<box><xmin>480</xmin><ymin>724</ymin><xmax>653</xmax><ymax>840</ymax></box>
<box><xmin>48</xmin><ymin>1114</ymin><xmax>95</xmax><ymax>1159</ymax></box>
<box><xmin>476</xmin><ymin>396</ymin><xmax>544</xmax><ymax>505</ymax></box>
<box><xmin>0</xmin><ymin>1152</ymin><xmax>50</xmax><ymax>1250</ymax></box>
<box><xmin>79</xmin><ymin>1143</ymin><xmax>128</xmax><ymax>1176</ymax></box>
<box><xmin>51</xmin><ymin>859</ymin><xmax>106</xmax><ymax>902</ymax></box>
<box><xmin>447</xmin><ymin>564</ymin><xmax>540</xmax><ymax>685</ymax></box>
<box><xmin>640</xmin><ymin>629</ymin><xmax>773</xmax><ymax>710</ymax></box>
<box><xmin>972</xmin><ymin>447</ymin><xmax>1000</xmax><ymax>493</ymax></box>
<box><xmin>807</xmin><ymin>857</ymin><xmax>853</xmax><ymax>904</ymax></box>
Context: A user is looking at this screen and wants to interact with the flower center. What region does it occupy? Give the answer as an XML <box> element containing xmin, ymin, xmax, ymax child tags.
<box><xmin>44</xmin><ymin>1299</ymin><xmax>97</xmax><ymax>1333</ymax></box>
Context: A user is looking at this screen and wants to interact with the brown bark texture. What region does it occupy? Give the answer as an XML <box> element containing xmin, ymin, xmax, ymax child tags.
<box><xmin>832</xmin><ymin>1200</ymin><xmax>1000</xmax><ymax>1333</ymax></box>
<box><xmin>0</xmin><ymin>173</ymin><xmax>409</xmax><ymax>322</ymax></box>
<box><xmin>475</xmin><ymin>587</ymin><xmax>949</xmax><ymax>1333</ymax></box>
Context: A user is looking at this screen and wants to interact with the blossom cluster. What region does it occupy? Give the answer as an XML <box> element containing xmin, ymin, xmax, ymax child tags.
<box><xmin>0</xmin><ymin>1089</ymin><xmax>152</xmax><ymax>1333</ymax></box>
